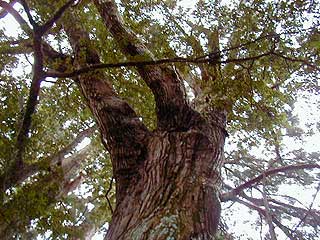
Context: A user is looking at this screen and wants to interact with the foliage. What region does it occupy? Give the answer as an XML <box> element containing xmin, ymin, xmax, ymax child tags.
<box><xmin>0</xmin><ymin>0</ymin><xmax>319</xmax><ymax>239</ymax></box>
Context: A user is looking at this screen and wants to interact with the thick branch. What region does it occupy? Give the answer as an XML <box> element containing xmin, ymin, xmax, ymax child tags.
<box><xmin>14</xmin><ymin>40</ymin><xmax>43</xmax><ymax>169</ymax></box>
<box><xmin>12</xmin><ymin>0</ymin><xmax>76</xmax><ymax>173</ymax></box>
<box><xmin>93</xmin><ymin>0</ymin><xmax>201</xmax><ymax>131</ymax></box>
<box><xmin>50</xmin><ymin>126</ymin><xmax>96</xmax><ymax>165</ymax></box>
<box><xmin>62</xmin><ymin>11</ymin><xmax>150</xmax><ymax>202</ymax></box>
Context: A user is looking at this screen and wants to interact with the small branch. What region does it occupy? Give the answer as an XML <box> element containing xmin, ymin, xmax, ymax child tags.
<box><xmin>39</xmin><ymin>0</ymin><xmax>76</xmax><ymax>34</ymax></box>
<box><xmin>43</xmin><ymin>79</ymin><xmax>58</xmax><ymax>84</ymax></box>
<box><xmin>290</xmin><ymin>183</ymin><xmax>320</xmax><ymax>236</ymax></box>
<box><xmin>0</xmin><ymin>0</ymin><xmax>29</xmax><ymax>28</ymax></box>
<box><xmin>0</xmin><ymin>0</ymin><xmax>17</xmax><ymax>19</ymax></box>
<box><xmin>272</xmin><ymin>51</ymin><xmax>320</xmax><ymax>71</ymax></box>
<box><xmin>221</xmin><ymin>163</ymin><xmax>320</xmax><ymax>202</ymax></box>
<box><xmin>45</xmin><ymin>51</ymin><xmax>274</xmax><ymax>78</ymax></box>
<box><xmin>262</xmin><ymin>174</ymin><xmax>277</xmax><ymax>240</ymax></box>
<box><xmin>19</xmin><ymin>0</ymin><xmax>37</xmax><ymax>28</ymax></box>
<box><xmin>19</xmin><ymin>0</ymin><xmax>75</xmax><ymax>34</ymax></box>
<box><xmin>236</xmin><ymin>198</ymin><xmax>296</xmax><ymax>239</ymax></box>
<box><xmin>105</xmin><ymin>176</ymin><xmax>114</xmax><ymax>214</ymax></box>
<box><xmin>195</xmin><ymin>27</ymin><xmax>314</xmax><ymax>62</ymax></box>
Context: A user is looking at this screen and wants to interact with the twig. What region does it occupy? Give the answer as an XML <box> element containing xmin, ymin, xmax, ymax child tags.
<box><xmin>105</xmin><ymin>176</ymin><xmax>114</xmax><ymax>214</ymax></box>
<box><xmin>290</xmin><ymin>182</ymin><xmax>320</xmax><ymax>237</ymax></box>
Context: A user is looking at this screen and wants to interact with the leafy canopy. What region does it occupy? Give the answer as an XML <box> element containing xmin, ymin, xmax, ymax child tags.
<box><xmin>0</xmin><ymin>0</ymin><xmax>319</xmax><ymax>239</ymax></box>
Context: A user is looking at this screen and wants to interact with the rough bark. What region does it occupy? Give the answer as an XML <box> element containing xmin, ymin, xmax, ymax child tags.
<box><xmin>61</xmin><ymin>2</ymin><xmax>226</xmax><ymax>239</ymax></box>
<box><xmin>62</xmin><ymin>12</ymin><xmax>150</xmax><ymax>203</ymax></box>
<box><xmin>106</xmin><ymin>129</ymin><xmax>224</xmax><ymax>240</ymax></box>
<box><xmin>93</xmin><ymin>0</ymin><xmax>205</xmax><ymax>132</ymax></box>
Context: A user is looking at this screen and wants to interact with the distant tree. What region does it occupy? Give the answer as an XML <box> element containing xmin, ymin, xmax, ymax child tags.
<box><xmin>0</xmin><ymin>0</ymin><xmax>319</xmax><ymax>239</ymax></box>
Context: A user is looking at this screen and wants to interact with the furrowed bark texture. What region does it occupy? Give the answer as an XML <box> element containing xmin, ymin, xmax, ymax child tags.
<box><xmin>63</xmin><ymin>15</ymin><xmax>150</xmax><ymax>202</ymax></box>
<box><xmin>94</xmin><ymin>0</ymin><xmax>205</xmax><ymax>132</ymax></box>
<box><xmin>106</xmin><ymin>129</ymin><xmax>224</xmax><ymax>240</ymax></box>
<box><xmin>64</xmin><ymin>1</ymin><xmax>226</xmax><ymax>238</ymax></box>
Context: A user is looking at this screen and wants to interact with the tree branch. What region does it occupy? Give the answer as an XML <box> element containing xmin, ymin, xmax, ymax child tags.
<box><xmin>0</xmin><ymin>126</ymin><xmax>95</xmax><ymax>192</ymax></box>
<box><xmin>262</xmin><ymin>175</ymin><xmax>277</xmax><ymax>240</ymax></box>
<box><xmin>221</xmin><ymin>163</ymin><xmax>320</xmax><ymax>202</ymax></box>
<box><xmin>11</xmin><ymin>0</ymin><xmax>76</xmax><ymax>176</ymax></box>
<box><xmin>105</xmin><ymin>176</ymin><xmax>114</xmax><ymax>215</ymax></box>
<box><xmin>241</xmin><ymin>193</ymin><xmax>320</xmax><ymax>228</ymax></box>
<box><xmin>0</xmin><ymin>0</ymin><xmax>29</xmax><ymax>29</ymax></box>
<box><xmin>235</xmin><ymin>198</ymin><xmax>297</xmax><ymax>239</ymax></box>
<box><xmin>45</xmin><ymin>51</ymin><xmax>274</xmax><ymax>78</ymax></box>
<box><xmin>0</xmin><ymin>0</ymin><xmax>17</xmax><ymax>19</ymax></box>
<box><xmin>94</xmin><ymin>0</ymin><xmax>200</xmax><ymax>131</ymax></box>
<box><xmin>290</xmin><ymin>183</ymin><xmax>320</xmax><ymax>236</ymax></box>
<box><xmin>19</xmin><ymin>0</ymin><xmax>37</xmax><ymax>27</ymax></box>
<box><xmin>50</xmin><ymin>125</ymin><xmax>96</xmax><ymax>165</ymax></box>
<box><xmin>14</xmin><ymin>34</ymin><xmax>44</xmax><ymax>171</ymax></box>
<box><xmin>62</xmin><ymin>10</ymin><xmax>150</xmax><ymax>202</ymax></box>
<box><xmin>272</xmin><ymin>51</ymin><xmax>320</xmax><ymax>71</ymax></box>
<box><xmin>39</xmin><ymin>0</ymin><xmax>76</xmax><ymax>34</ymax></box>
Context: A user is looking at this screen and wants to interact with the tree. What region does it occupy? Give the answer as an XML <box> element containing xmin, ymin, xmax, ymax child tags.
<box><xmin>0</xmin><ymin>0</ymin><xmax>319</xmax><ymax>239</ymax></box>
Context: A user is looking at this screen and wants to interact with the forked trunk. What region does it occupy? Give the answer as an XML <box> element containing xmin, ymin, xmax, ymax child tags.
<box><xmin>62</xmin><ymin>1</ymin><xmax>227</xmax><ymax>238</ymax></box>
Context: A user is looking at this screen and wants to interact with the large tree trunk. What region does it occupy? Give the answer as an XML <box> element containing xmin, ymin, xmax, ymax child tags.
<box><xmin>106</xmin><ymin>129</ymin><xmax>224</xmax><ymax>239</ymax></box>
<box><xmin>62</xmin><ymin>1</ymin><xmax>227</xmax><ymax>238</ymax></box>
